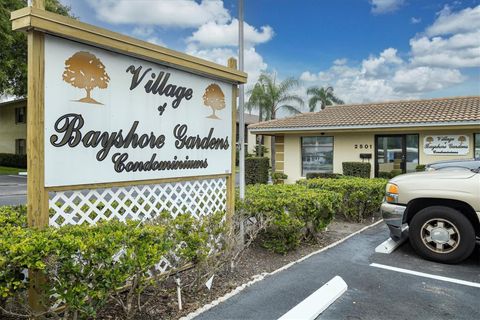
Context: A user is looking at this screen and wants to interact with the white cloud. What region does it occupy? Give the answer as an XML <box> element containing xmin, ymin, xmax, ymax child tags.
<box><xmin>85</xmin><ymin>0</ymin><xmax>273</xmax><ymax>89</ymax></box>
<box><xmin>187</xmin><ymin>46</ymin><xmax>267</xmax><ymax>87</ymax></box>
<box><xmin>187</xmin><ymin>19</ymin><xmax>274</xmax><ymax>48</ymax></box>
<box><xmin>87</xmin><ymin>0</ymin><xmax>230</xmax><ymax>27</ymax></box>
<box><xmin>393</xmin><ymin>67</ymin><xmax>464</xmax><ymax>92</ymax></box>
<box><xmin>362</xmin><ymin>48</ymin><xmax>402</xmax><ymax>77</ymax></box>
<box><xmin>130</xmin><ymin>26</ymin><xmax>165</xmax><ymax>46</ymax></box>
<box><xmin>299</xmin><ymin>54</ymin><xmax>409</xmax><ymax>103</ymax></box>
<box><xmin>426</xmin><ymin>5</ymin><xmax>480</xmax><ymax>36</ymax></box>
<box><xmin>370</xmin><ymin>0</ymin><xmax>405</xmax><ymax>14</ymax></box>
<box><xmin>298</xmin><ymin>4</ymin><xmax>480</xmax><ymax>104</ymax></box>
<box><xmin>132</xmin><ymin>26</ymin><xmax>155</xmax><ymax>38</ymax></box>
<box><xmin>410</xmin><ymin>31</ymin><xmax>480</xmax><ymax>68</ymax></box>
<box><xmin>333</xmin><ymin>58</ymin><xmax>348</xmax><ymax>65</ymax></box>
<box><xmin>145</xmin><ymin>37</ymin><xmax>165</xmax><ymax>47</ymax></box>
<box><xmin>300</xmin><ymin>71</ymin><xmax>319</xmax><ymax>82</ymax></box>
<box><xmin>298</xmin><ymin>49</ymin><xmax>465</xmax><ymax>103</ymax></box>
<box><xmin>411</xmin><ymin>17</ymin><xmax>421</xmax><ymax>24</ymax></box>
<box><xmin>410</xmin><ymin>5</ymin><xmax>480</xmax><ymax>68</ymax></box>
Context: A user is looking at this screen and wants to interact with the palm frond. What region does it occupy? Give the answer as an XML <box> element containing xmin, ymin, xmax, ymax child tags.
<box><xmin>278</xmin><ymin>94</ymin><xmax>304</xmax><ymax>107</ymax></box>
<box><xmin>308</xmin><ymin>96</ymin><xmax>320</xmax><ymax>112</ymax></box>
<box><xmin>278</xmin><ymin>104</ymin><xmax>302</xmax><ymax>115</ymax></box>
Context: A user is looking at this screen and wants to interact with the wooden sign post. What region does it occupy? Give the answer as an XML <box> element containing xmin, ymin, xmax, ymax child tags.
<box><xmin>26</xmin><ymin>0</ymin><xmax>49</xmax><ymax>229</ymax></box>
<box><xmin>12</xmin><ymin>0</ymin><xmax>246</xmax><ymax>312</ymax></box>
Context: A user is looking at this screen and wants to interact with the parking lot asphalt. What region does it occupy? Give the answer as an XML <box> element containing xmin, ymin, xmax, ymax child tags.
<box><xmin>0</xmin><ymin>175</ymin><xmax>27</xmax><ymax>206</ymax></box>
<box><xmin>194</xmin><ymin>223</ymin><xmax>480</xmax><ymax>320</ymax></box>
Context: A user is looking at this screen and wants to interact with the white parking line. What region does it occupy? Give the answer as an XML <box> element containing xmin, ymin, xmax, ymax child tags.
<box><xmin>278</xmin><ymin>276</ymin><xmax>348</xmax><ymax>320</ymax></box>
<box><xmin>370</xmin><ymin>263</ymin><xmax>480</xmax><ymax>288</ymax></box>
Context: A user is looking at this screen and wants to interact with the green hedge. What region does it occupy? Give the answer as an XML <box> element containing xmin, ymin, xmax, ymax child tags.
<box><xmin>378</xmin><ymin>169</ymin><xmax>404</xmax><ymax>179</ymax></box>
<box><xmin>237</xmin><ymin>184</ymin><xmax>341</xmax><ymax>253</ymax></box>
<box><xmin>377</xmin><ymin>172</ymin><xmax>392</xmax><ymax>179</ymax></box>
<box><xmin>342</xmin><ymin>162</ymin><xmax>371</xmax><ymax>178</ymax></box>
<box><xmin>305</xmin><ymin>172</ymin><xmax>342</xmax><ymax>179</ymax></box>
<box><xmin>416</xmin><ymin>164</ymin><xmax>426</xmax><ymax>172</ymax></box>
<box><xmin>245</xmin><ymin>157</ymin><xmax>269</xmax><ymax>185</ymax></box>
<box><xmin>298</xmin><ymin>177</ymin><xmax>387</xmax><ymax>222</ymax></box>
<box><xmin>0</xmin><ymin>153</ymin><xmax>27</xmax><ymax>169</ymax></box>
<box><xmin>0</xmin><ymin>206</ymin><xmax>225</xmax><ymax>318</ymax></box>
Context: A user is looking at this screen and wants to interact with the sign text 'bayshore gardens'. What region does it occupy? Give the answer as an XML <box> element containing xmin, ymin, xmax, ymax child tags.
<box><xmin>50</xmin><ymin>114</ymin><xmax>229</xmax><ymax>173</ymax></box>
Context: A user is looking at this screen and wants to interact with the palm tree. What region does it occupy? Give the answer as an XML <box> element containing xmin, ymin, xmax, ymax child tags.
<box><xmin>246</xmin><ymin>73</ymin><xmax>304</xmax><ymax>170</ymax></box>
<box><xmin>307</xmin><ymin>86</ymin><xmax>344</xmax><ymax>112</ymax></box>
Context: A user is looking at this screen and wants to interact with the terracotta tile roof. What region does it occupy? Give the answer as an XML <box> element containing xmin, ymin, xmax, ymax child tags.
<box><xmin>249</xmin><ymin>96</ymin><xmax>480</xmax><ymax>132</ymax></box>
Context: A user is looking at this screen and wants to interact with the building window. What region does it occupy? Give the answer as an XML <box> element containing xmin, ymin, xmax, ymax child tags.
<box><xmin>301</xmin><ymin>136</ymin><xmax>334</xmax><ymax>176</ymax></box>
<box><xmin>475</xmin><ymin>133</ymin><xmax>480</xmax><ymax>159</ymax></box>
<box><xmin>15</xmin><ymin>139</ymin><xmax>26</xmax><ymax>155</ymax></box>
<box><xmin>15</xmin><ymin>107</ymin><xmax>26</xmax><ymax>124</ymax></box>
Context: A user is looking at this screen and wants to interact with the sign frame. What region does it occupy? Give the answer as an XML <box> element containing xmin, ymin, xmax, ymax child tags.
<box><xmin>11</xmin><ymin>4</ymin><xmax>246</xmax><ymax>230</ymax></box>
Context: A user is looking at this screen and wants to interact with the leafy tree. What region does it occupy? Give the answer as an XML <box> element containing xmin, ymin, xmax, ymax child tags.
<box><xmin>246</xmin><ymin>73</ymin><xmax>304</xmax><ymax>169</ymax></box>
<box><xmin>202</xmin><ymin>83</ymin><xmax>225</xmax><ymax>119</ymax></box>
<box><xmin>0</xmin><ymin>0</ymin><xmax>73</xmax><ymax>97</ymax></box>
<box><xmin>306</xmin><ymin>86</ymin><xmax>344</xmax><ymax>112</ymax></box>
<box><xmin>63</xmin><ymin>51</ymin><xmax>110</xmax><ymax>104</ymax></box>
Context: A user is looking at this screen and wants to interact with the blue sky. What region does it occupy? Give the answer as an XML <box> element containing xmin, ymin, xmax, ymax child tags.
<box><xmin>60</xmin><ymin>0</ymin><xmax>480</xmax><ymax>107</ymax></box>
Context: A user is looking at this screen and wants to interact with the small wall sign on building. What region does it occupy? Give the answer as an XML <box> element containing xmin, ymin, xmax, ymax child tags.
<box><xmin>423</xmin><ymin>135</ymin><xmax>469</xmax><ymax>155</ymax></box>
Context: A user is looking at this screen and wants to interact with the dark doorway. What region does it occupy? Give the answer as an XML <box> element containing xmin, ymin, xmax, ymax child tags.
<box><xmin>375</xmin><ymin>134</ymin><xmax>419</xmax><ymax>177</ymax></box>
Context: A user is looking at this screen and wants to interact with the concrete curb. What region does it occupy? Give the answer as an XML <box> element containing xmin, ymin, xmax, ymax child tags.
<box><xmin>278</xmin><ymin>275</ymin><xmax>348</xmax><ymax>320</ymax></box>
<box><xmin>181</xmin><ymin>219</ymin><xmax>384</xmax><ymax>320</ymax></box>
<box><xmin>375</xmin><ymin>237</ymin><xmax>406</xmax><ymax>254</ymax></box>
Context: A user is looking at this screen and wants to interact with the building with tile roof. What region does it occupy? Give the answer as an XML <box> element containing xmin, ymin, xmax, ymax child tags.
<box><xmin>249</xmin><ymin>96</ymin><xmax>480</xmax><ymax>182</ymax></box>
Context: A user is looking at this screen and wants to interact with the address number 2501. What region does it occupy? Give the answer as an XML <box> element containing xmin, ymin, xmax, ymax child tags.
<box><xmin>354</xmin><ymin>144</ymin><xmax>373</xmax><ymax>149</ymax></box>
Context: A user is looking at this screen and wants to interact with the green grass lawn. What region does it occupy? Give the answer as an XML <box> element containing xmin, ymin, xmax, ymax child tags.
<box><xmin>0</xmin><ymin>166</ymin><xmax>26</xmax><ymax>175</ymax></box>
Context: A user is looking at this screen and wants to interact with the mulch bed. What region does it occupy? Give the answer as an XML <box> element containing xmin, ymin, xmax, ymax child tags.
<box><xmin>100</xmin><ymin>217</ymin><xmax>381</xmax><ymax>319</ymax></box>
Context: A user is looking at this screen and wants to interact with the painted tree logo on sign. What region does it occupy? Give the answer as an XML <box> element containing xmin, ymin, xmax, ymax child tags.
<box><xmin>203</xmin><ymin>83</ymin><xmax>225</xmax><ymax>120</ymax></box>
<box><xmin>62</xmin><ymin>51</ymin><xmax>110</xmax><ymax>105</ymax></box>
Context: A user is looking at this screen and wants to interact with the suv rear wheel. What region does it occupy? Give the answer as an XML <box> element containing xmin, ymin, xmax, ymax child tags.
<box><xmin>409</xmin><ymin>206</ymin><xmax>475</xmax><ymax>264</ymax></box>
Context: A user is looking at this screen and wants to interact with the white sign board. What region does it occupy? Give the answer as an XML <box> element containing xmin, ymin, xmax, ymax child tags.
<box><xmin>423</xmin><ymin>135</ymin><xmax>469</xmax><ymax>156</ymax></box>
<box><xmin>44</xmin><ymin>35</ymin><xmax>233</xmax><ymax>187</ymax></box>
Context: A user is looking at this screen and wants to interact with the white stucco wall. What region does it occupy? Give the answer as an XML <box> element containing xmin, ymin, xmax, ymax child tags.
<box><xmin>281</xmin><ymin>127</ymin><xmax>479</xmax><ymax>184</ymax></box>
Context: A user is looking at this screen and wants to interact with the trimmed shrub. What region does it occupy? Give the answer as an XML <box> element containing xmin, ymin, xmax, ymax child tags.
<box><xmin>245</xmin><ymin>157</ymin><xmax>269</xmax><ymax>185</ymax></box>
<box><xmin>298</xmin><ymin>177</ymin><xmax>387</xmax><ymax>222</ymax></box>
<box><xmin>261</xmin><ymin>213</ymin><xmax>303</xmax><ymax>254</ymax></box>
<box><xmin>0</xmin><ymin>207</ymin><xmax>225</xmax><ymax>318</ymax></box>
<box><xmin>390</xmin><ymin>169</ymin><xmax>403</xmax><ymax>177</ymax></box>
<box><xmin>377</xmin><ymin>171</ymin><xmax>392</xmax><ymax>179</ymax></box>
<box><xmin>342</xmin><ymin>162</ymin><xmax>371</xmax><ymax>178</ymax></box>
<box><xmin>271</xmin><ymin>172</ymin><xmax>288</xmax><ymax>184</ymax></box>
<box><xmin>237</xmin><ymin>184</ymin><xmax>341</xmax><ymax>253</ymax></box>
<box><xmin>306</xmin><ymin>172</ymin><xmax>342</xmax><ymax>179</ymax></box>
<box><xmin>377</xmin><ymin>170</ymin><xmax>403</xmax><ymax>179</ymax></box>
<box><xmin>416</xmin><ymin>164</ymin><xmax>426</xmax><ymax>172</ymax></box>
<box><xmin>0</xmin><ymin>153</ymin><xmax>27</xmax><ymax>169</ymax></box>
<box><xmin>0</xmin><ymin>205</ymin><xmax>27</xmax><ymax>227</ymax></box>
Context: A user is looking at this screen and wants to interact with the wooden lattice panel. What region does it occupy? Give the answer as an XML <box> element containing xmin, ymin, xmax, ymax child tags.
<box><xmin>49</xmin><ymin>177</ymin><xmax>227</xmax><ymax>227</ymax></box>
